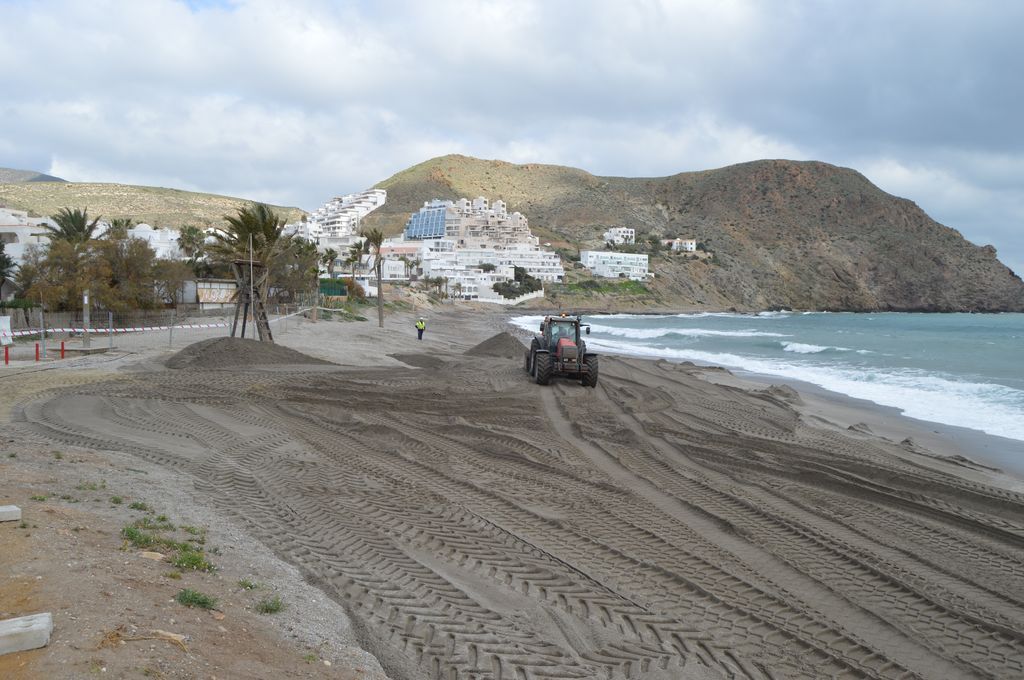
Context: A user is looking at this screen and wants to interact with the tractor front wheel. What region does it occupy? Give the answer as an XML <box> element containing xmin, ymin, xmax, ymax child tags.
<box><xmin>535</xmin><ymin>353</ymin><xmax>552</xmax><ymax>385</ymax></box>
<box><xmin>582</xmin><ymin>355</ymin><xmax>599</xmax><ymax>387</ymax></box>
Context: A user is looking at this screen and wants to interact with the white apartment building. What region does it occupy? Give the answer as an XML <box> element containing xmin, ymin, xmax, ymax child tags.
<box><xmin>404</xmin><ymin>196</ymin><xmax>536</xmax><ymax>248</ymax></box>
<box><xmin>603</xmin><ymin>227</ymin><xmax>635</xmax><ymax>245</ymax></box>
<box><xmin>455</xmin><ymin>245</ymin><xmax>564</xmax><ymax>283</ymax></box>
<box><xmin>306</xmin><ymin>189</ymin><xmax>386</xmax><ymax>236</ymax></box>
<box><xmin>289</xmin><ymin>189</ymin><xmax>385</xmax><ymax>253</ymax></box>
<box><xmin>662</xmin><ymin>238</ymin><xmax>697</xmax><ymax>252</ymax></box>
<box><xmin>580</xmin><ymin>251</ymin><xmax>649</xmax><ymax>280</ymax></box>
<box><xmin>402</xmin><ymin>197</ymin><xmax>564</xmax><ymax>282</ymax></box>
<box><xmin>0</xmin><ymin>208</ymin><xmax>52</xmax><ymax>264</ymax></box>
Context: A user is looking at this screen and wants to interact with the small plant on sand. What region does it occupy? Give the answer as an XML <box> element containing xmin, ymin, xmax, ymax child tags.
<box><xmin>53</xmin><ymin>451</ymin><xmax>63</xmax><ymax>460</ymax></box>
<box><xmin>171</xmin><ymin>547</ymin><xmax>215</xmax><ymax>572</ymax></box>
<box><xmin>110</xmin><ymin>496</ymin><xmax>123</xmax><ymax>505</ymax></box>
<box><xmin>75</xmin><ymin>481</ymin><xmax>99</xmax><ymax>491</ymax></box>
<box><xmin>7</xmin><ymin>453</ymin><xmax>15</xmax><ymax>458</ymax></box>
<box><xmin>182</xmin><ymin>525</ymin><xmax>206</xmax><ymax>544</ymax></box>
<box><xmin>121</xmin><ymin>525</ymin><xmax>158</xmax><ymax>549</ymax></box>
<box><xmin>165</xmin><ymin>571</ymin><xmax>182</xmax><ymax>580</ymax></box>
<box><xmin>255</xmin><ymin>595</ymin><xmax>283</xmax><ymax>614</ymax></box>
<box><xmin>237</xmin><ymin>578</ymin><xmax>258</xmax><ymax>590</ymax></box>
<box><xmin>175</xmin><ymin>588</ymin><xmax>217</xmax><ymax>610</ymax></box>
<box><xmin>303</xmin><ymin>653</ymin><xmax>318</xmax><ymax>663</ymax></box>
<box><xmin>30</xmin><ymin>494</ymin><xmax>47</xmax><ymax>501</ymax></box>
<box><xmin>128</xmin><ymin>501</ymin><xmax>150</xmax><ymax>512</ymax></box>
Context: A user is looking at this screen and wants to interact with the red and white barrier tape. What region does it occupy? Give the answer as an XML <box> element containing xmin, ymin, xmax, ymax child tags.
<box><xmin>0</xmin><ymin>308</ymin><xmax>309</xmax><ymax>340</ymax></box>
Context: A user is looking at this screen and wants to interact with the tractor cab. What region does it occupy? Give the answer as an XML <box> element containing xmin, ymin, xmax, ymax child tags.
<box><xmin>545</xmin><ymin>318</ymin><xmax>581</xmax><ymax>353</ymax></box>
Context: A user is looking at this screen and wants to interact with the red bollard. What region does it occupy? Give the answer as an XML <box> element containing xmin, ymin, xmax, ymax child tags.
<box><xmin>4</xmin><ymin>345</ymin><xmax>8</xmax><ymax>365</ymax></box>
<box><xmin>35</xmin><ymin>343</ymin><xmax>40</xmax><ymax>362</ymax></box>
<box><xmin>61</xmin><ymin>341</ymin><xmax>66</xmax><ymax>359</ymax></box>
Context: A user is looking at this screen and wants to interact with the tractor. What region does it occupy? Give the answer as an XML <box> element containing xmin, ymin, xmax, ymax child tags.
<box><xmin>524</xmin><ymin>313</ymin><xmax>599</xmax><ymax>387</ymax></box>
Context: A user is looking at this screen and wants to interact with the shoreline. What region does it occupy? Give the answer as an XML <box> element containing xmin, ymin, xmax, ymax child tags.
<box><xmin>725</xmin><ymin>368</ymin><xmax>1024</xmax><ymax>488</ymax></box>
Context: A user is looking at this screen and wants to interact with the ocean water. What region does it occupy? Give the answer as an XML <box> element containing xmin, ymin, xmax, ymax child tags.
<box><xmin>511</xmin><ymin>312</ymin><xmax>1024</xmax><ymax>443</ymax></box>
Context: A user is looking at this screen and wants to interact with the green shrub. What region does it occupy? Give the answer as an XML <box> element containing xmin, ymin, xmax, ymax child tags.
<box><xmin>171</xmin><ymin>547</ymin><xmax>214</xmax><ymax>572</ymax></box>
<box><xmin>121</xmin><ymin>525</ymin><xmax>158</xmax><ymax>549</ymax></box>
<box><xmin>175</xmin><ymin>589</ymin><xmax>217</xmax><ymax>609</ymax></box>
<box><xmin>255</xmin><ymin>595</ymin><xmax>283</xmax><ymax>614</ymax></box>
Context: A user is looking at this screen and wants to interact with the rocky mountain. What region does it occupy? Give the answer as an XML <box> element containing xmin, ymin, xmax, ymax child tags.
<box><xmin>0</xmin><ymin>166</ymin><xmax>66</xmax><ymax>183</ymax></box>
<box><xmin>0</xmin><ymin>178</ymin><xmax>304</xmax><ymax>229</ymax></box>
<box><xmin>365</xmin><ymin>155</ymin><xmax>1024</xmax><ymax>312</ymax></box>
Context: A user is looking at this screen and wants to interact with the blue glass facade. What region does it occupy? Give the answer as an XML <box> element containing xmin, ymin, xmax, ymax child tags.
<box><xmin>404</xmin><ymin>206</ymin><xmax>448</xmax><ymax>240</ymax></box>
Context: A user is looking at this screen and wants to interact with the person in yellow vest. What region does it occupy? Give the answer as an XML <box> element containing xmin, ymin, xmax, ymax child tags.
<box><xmin>415</xmin><ymin>317</ymin><xmax>426</xmax><ymax>340</ymax></box>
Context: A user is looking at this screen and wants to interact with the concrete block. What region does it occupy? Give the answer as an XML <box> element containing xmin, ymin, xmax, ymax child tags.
<box><xmin>0</xmin><ymin>505</ymin><xmax>22</xmax><ymax>522</ymax></box>
<box><xmin>0</xmin><ymin>613</ymin><xmax>54</xmax><ymax>656</ymax></box>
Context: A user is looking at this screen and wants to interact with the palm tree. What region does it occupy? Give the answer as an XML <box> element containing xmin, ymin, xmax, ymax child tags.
<box><xmin>345</xmin><ymin>241</ymin><xmax>363</xmax><ymax>279</ymax></box>
<box><xmin>177</xmin><ymin>224</ymin><xmax>207</xmax><ymax>259</ymax></box>
<box><xmin>107</xmin><ymin>217</ymin><xmax>135</xmax><ymax>240</ymax></box>
<box><xmin>0</xmin><ymin>242</ymin><xmax>15</xmax><ymax>281</ymax></box>
<box><xmin>361</xmin><ymin>228</ymin><xmax>385</xmax><ymax>328</ymax></box>
<box><xmin>453</xmin><ymin>281</ymin><xmax>463</xmax><ymax>299</ymax></box>
<box><xmin>320</xmin><ymin>248</ymin><xmax>339</xmax><ymax>278</ymax></box>
<box><xmin>45</xmin><ymin>207</ymin><xmax>102</xmax><ymax>246</ymax></box>
<box><xmin>208</xmin><ymin>203</ymin><xmax>291</xmax><ymax>305</ymax></box>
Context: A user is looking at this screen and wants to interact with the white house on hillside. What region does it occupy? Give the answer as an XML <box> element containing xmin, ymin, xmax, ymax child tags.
<box><xmin>580</xmin><ymin>251</ymin><xmax>649</xmax><ymax>280</ymax></box>
<box><xmin>662</xmin><ymin>237</ymin><xmax>697</xmax><ymax>252</ymax></box>
<box><xmin>124</xmin><ymin>224</ymin><xmax>183</xmax><ymax>259</ymax></box>
<box><xmin>603</xmin><ymin>227</ymin><xmax>635</xmax><ymax>245</ymax></box>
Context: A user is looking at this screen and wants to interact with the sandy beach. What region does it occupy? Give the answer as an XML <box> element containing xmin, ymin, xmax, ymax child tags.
<box><xmin>2</xmin><ymin>306</ymin><xmax>1024</xmax><ymax>679</ymax></box>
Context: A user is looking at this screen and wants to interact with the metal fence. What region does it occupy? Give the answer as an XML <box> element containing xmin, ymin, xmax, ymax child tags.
<box><xmin>1</xmin><ymin>303</ymin><xmax>310</xmax><ymax>363</ymax></box>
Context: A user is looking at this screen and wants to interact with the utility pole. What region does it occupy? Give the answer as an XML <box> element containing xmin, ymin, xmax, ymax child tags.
<box><xmin>249</xmin><ymin>234</ymin><xmax>255</xmax><ymax>325</ymax></box>
<box><xmin>82</xmin><ymin>289</ymin><xmax>91</xmax><ymax>348</ymax></box>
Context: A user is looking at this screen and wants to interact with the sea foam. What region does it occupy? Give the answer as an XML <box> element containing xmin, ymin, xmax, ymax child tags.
<box><xmin>582</xmin><ymin>337</ymin><xmax>1024</xmax><ymax>442</ymax></box>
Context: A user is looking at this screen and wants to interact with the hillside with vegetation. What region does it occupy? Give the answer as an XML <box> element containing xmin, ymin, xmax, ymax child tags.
<box><xmin>0</xmin><ymin>178</ymin><xmax>304</xmax><ymax>229</ymax></box>
<box><xmin>364</xmin><ymin>155</ymin><xmax>1024</xmax><ymax>312</ymax></box>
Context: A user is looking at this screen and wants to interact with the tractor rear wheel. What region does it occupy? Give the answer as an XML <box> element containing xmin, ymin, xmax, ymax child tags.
<box><xmin>535</xmin><ymin>353</ymin><xmax>552</xmax><ymax>385</ymax></box>
<box><xmin>582</xmin><ymin>354</ymin><xmax>599</xmax><ymax>387</ymax></box>
<box><xmin>527</xmin><ymin>338</ymin><xmax>540</xmax><ymax>376</ymax></box>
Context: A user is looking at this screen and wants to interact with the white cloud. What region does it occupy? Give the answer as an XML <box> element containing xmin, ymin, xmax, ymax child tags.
<box><xmin>0</xmin><ymin>0</ymin><xmax>1021</xmax><ymax>273</ymax></box>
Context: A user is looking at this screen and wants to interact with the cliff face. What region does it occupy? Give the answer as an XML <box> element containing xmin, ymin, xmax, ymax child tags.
<box><xmin>367</xmin><ymin>155</ymin><xmax>1024</xmax><ymax>312</ymax></box>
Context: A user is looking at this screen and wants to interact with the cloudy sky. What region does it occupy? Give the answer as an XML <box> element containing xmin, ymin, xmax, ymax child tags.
<box><xmin>1</xmin><ymin>0</ymin><xmax>1021</xmax><ymax>274</ymax></box>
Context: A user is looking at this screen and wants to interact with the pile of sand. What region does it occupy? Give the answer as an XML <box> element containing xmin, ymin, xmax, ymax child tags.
<box><xmin>166</xmin><ymin>337</ymin><xmax>333</xmax><ymax>370</ymax></box>
<box><xmin>464</xmin><ymin>332</ymin><xmax>526</xmax><ymax>359</ymax></box>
